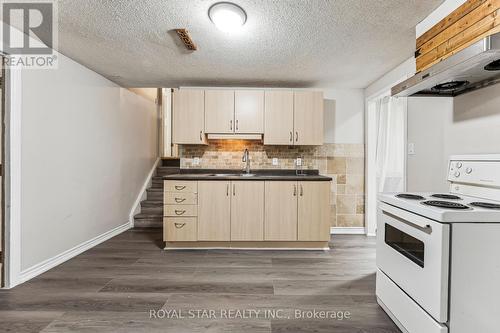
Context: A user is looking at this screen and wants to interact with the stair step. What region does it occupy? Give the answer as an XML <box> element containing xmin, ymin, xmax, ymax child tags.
<box><xmin>156</xmin><ymin>167</ymin><xmax>180</xmax><ymax>176</ymax></box>
<box><xmin>141</xmin><ymin>206</ymin><xmax>163</xmax><ymax>214</ymax></box>
<box><xmin>146</xmin><ymin>193</ymin><xmax>162</xmax><ymax>201</ymax></box>
<box><xmin>134</xmin><ymin>219</ymin><xmax>163</xmax><ymax>228</ymax></box>
<box><xmin>141</xmin><ymin>200</ymin><xmax>163</xmax><ymax>208</ymax></box>
<box><xmin>152</xmin><ymin>178</ymin><xmax>164</xmax><ymax>185</ymax></box>
<box><xmin>134</xmin><ymin>213</ymin><xmax>162</xmax><ymax>219</ymax></box>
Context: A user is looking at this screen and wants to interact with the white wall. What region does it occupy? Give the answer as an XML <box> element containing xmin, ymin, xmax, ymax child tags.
<box><xmin>322</xmin><ymin>88</ymin><xmax>365</xmax><ymax>144</ymax></box>
<box><xmin>19</xmin><ymin>53</ymin><xmax>158</xmax><ymax>271</ymax></box>
<box><xmin>446</xmin><ymin>84</ymin><xmax>500</xmax><ymax>155</ymax></box>
<box><xmin>364</xmin><ymin>57</ymin><xmax>416</xmax><ymax>99</ymax></box>
<box><xmin>405</xmin><ymin>85</ymin><xmax>500</xmax><ymax>192</ymax></box>
<box><xmin>407</xmin><ymin>97</ymin><xmax>453</xmax><ymax>192</ymax></box>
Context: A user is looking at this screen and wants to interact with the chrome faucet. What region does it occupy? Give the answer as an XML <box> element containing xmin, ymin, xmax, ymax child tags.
<box><xmin>242</xmin><ymin>148</ymin><xmax>250</xmax><ymax>174</ymax></box>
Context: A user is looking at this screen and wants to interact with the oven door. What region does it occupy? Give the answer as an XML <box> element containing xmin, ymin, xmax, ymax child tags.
<box><xmin>377</xmin><ymin>202</ymin><xmax>450</xmax><ymax>323</ymax></box>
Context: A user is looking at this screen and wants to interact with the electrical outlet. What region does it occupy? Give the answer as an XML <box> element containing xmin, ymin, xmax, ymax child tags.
<box><xmin>408</xmin><ymin>143</ymin><xmax>415</xmax><ymax>155</ymax></box>
<box><xmin>272</xmin><ymin>158</ymin><xmax>279</xmax><ymax>166</ymax></box>
<box><xmin>296</xmin><ymin>158</ymin><xmax>302</xmax><ymax>166</ymax></box>
<box><xmin>193</xmin><ymin>157</ymin><xmax>200</xmax><ymax>165</ymax></box>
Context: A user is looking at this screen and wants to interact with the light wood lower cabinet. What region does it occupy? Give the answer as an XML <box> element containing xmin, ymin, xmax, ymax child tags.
<box><xmin>164</xmin><ymin>217</ymin><xmax>197</xmax><ymax>241</ymax></box>
<box><xmin>264</xmin><ymin>181</ymin><xmax>298</xmax><ymax>241</ymax></box>
<box><xmin>298</xmin><ymin>181</ymin><xmax>331</xmax><ymax>241</ymax></box>
<box><xmin>163</xmin><ymin>180</ymin><xmax>198</xmax><ymax>242</ymax></box>
<box><xmin>197</xmin><ymin>181</ymin><xmax>231</xmax><ymax>241</ymax></box>
<box><xmin>231</xmin><ymin>181</ymin><xmax>265</xmax><ymax>241</ymax></box>
<box><xmin>164</xmin><ymin>179</ymin><xmax>331</xmax><ymax>243</ymax></box>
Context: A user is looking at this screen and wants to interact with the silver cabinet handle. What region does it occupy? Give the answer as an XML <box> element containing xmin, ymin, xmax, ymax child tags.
<box><xmin>175</xmin><ymin>210</ymin><xmax>186</xmax><ymax>215</ymax></box>
<box><xmin>174</xmin><ymin>197</ymin><xmax>186</xmax><ymax>203</ymax></box>
<box><xmin>295</xmin><ymin>131</ymin><xmax>299</xmax><ymax>142</ymax></box>
<box><xmin>289</xmin><ymin>131</ymin><xmax>293</xmax><ymax>142</ymax></box>
<box><xmin>233</xmin><ymin>183</ymin><xmax>236</xmax><ymax>196</ymax></box>
<box><xmin>293</xmin><ymin>184</ymin><xmax>297</xmax><ymax>196</ymax></box>
<box><xmin>175</xmin><ymin>185</ymin><xmax>186</xmax><ymax>190</ymax></box>
<box><xmin>236</xmin><ymin>119</ymin><xmax>239</xmax><ymax>131</ymax></box>
<box><xmin>226</xmin><ymin>183</ymin><xmax>229</xmax><ymax>196</ymax></box>
<box><xmin>300</xmin><ymin>185</ymin><xmax>303</xmax><ymax>196</ymax></box>
<box><xmin>174</xmin><ymin>223</ymin><xmax>186</xmax><ymax>229</ymax></box>
<box><xmin>230</xmin><ymin>120</ymin><xmax>233</xmax><ymax>130</ymax></box>
<box><xmin>199</xmin><ymin>130</ymin><xmax>203</xmax><ymax>141</ymax></box>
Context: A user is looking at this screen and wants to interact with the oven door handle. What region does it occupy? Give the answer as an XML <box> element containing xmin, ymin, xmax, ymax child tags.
<box><xmin>381</xmin><ymin>203</ymin><xmax>432</xmax><ymax>231</ymax></box>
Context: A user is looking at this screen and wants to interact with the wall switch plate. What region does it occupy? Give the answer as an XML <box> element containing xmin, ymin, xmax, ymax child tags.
<box><xmin>193</xmin><ymin>157</ymin><xmax>200</xmax><ymax>165</ymax></box>
<box><xmin>296</xmin><ymin>158</ymin><xmax>302</xmax><ymax>166</ymax></box>
<box><xmin>272</xmin><ymin>158</ymin><xmax>279</xmax><ymax>166</ymax></box>
<box><xmin>408</xmin><ymin>143</ymin><xmax>415</xmax><ymax>155</ymax></box>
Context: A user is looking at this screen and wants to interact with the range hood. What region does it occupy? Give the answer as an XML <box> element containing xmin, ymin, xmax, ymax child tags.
<box><xmin>392</xmin><ymin>32</ymin><xmax>500</xmax><ymax>97</ymax></box>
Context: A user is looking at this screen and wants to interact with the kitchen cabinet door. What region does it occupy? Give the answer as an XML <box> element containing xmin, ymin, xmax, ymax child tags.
<box><xmin>264</xmin><ymin>90</ymin><xmax>294</xmax><ymax>145</ymax></box>
<box><xmin>198</xmin><ymin>181</ymin><xmax>231</xmax><ymax>241</ymax></box>
<box><xmin>293</xmin><ymin>91</ymin><xmax>324</xmax><ymax>145</ymax></box>
<box><xmin>264</xmin><ymin>181</ymin><xmax>298</xmax><ymax>241</ymax></box>
<box><xmin>205</xmin><ymin>90</ymin><xmax>235</xmax><ymax>134</ymax></box>
<box><xmin>234</xmin><ymin>90</ymin><xmax>264</xmax><ymax>134</ymax></box>
<box><xmin>230</xmin><ymin>181</ymin><xmax>265</xmax><ymax>241</ymax></box>
<box><xmin>298</xmin><ymin>181</ymin><xmax>330</xmax><ymax>241</ymax></box>
<box><xmin>172</xmin><ymin>89</ymin><xmax>206</xmax><ymax>144</ymax></box>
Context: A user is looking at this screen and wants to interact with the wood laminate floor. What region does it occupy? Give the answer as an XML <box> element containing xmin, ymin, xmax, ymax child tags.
<box><xmin>0</xmin><ymin>229</ymin><xmax>399</xmax><ymax>333</ymax></box>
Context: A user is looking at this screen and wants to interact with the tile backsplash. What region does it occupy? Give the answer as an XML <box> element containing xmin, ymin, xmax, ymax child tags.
<box><xmin>179</xmin><ymin>140</ymin><xmax>365</xmax><ymax>228</ymax></box>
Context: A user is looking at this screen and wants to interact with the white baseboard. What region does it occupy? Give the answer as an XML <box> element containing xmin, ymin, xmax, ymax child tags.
<box><xmin>17</xmin><ymin>222</ymin><xmax>131</xmax><ymax>285</ymax></box>
<box><xmin>330</xmin><ymin>227</ymin><xmax>366</xmax><ymax>235</ymax></box>
<box><xmin>129</xmin><ymin>157</ymin><xmax>160</xmax><ymax>226</ymax></box>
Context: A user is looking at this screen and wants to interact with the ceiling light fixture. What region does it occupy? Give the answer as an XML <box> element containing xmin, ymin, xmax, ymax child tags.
<box><xmin>208</xmin><ymin>2</ymin><xmax>247</xmax><ymax>33</ymax></box>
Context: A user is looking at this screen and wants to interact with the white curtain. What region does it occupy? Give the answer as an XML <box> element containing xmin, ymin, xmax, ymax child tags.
<box><xmin>375</xmin><ymin>96</ymin><xmax>406</xmax><ymax>193</ymax></box>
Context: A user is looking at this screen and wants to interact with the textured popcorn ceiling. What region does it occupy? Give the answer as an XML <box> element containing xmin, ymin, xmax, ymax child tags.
<box><xmin>56</xmin><ymin>0</ymin><xmax>443</xmax><ymax>88</ymax></box>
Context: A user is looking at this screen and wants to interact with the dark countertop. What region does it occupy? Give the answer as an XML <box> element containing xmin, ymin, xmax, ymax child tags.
<box><xmin>163</xmin><ymin>169</ymin><xmax>332</xmax><ymax>181</ymax></box>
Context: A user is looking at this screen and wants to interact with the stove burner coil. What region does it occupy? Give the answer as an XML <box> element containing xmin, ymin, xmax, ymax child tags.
<box><xmin>396</xmin><ymin>194</ymin><xmax>425</xmax><ymax>200</ymax></box>
<box><xmin>431</xmin><ymin>194</ymin><xmax>462</xmax><ymax>200</ymax></box>
<box><xmin>422</xmin><ymin>200</ymin><xmax>470</xmax><ymax>210</ymax></box>
<box><xmin>470</xmin><ymin>202</ymin><xmax>500</xmax><ymax>209</ymax></box>
<box><xmin>484</xmin><ymin>59</ymin><xmax>500</xmax><ymax>71</ymax></box>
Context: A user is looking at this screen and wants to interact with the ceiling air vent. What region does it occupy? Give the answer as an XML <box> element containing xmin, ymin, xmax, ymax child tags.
<box><xmin>175</xmin><ymin>29</ymin><xmax>197</xmax><ymax>51</ymax></box>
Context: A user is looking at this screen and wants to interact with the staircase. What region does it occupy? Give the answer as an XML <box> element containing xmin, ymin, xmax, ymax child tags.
<box><xmin>134</xmin><ymin>160</ymin><xmax>180</xmax><ymax>228</ymax></box>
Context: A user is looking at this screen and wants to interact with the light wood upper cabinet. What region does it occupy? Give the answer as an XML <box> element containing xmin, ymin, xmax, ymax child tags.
<box><xmin>231</xmin><ymin>181</ymin><xmax>265</xmax><ymax>241</ymax></box>
<box><xmin>197</xmin><ymin>181</ymin><xmax>231</xmax><ymax>241</ymax></box>
<box><xmin>234</xmin><ymin>90</ymin><xmax>264</xmax><ymax>134</ymax></box>
<box><xmin>294</xmin><ymin>91</ymin><xmax>324</xmax><ymax>145</ymax></box>
<box><xmin>298</xmin><ymin>181</ymin><xmax>330</xmax><ymax>241</ymax></box>
<box><xmin>264</xmin><ymin>90</ymin><xmax>323</xmax><ymax>145</ymax></box>
<box><xmin>172</xmin><ymin>89</ymin><xmax>206</xmax><ymax>144</ymax></box>
<box><xmin>264</xmin><ymin>181</ymin><xmax>298</xmax><ymax>241</ymax></box>
<box><xmin>205</xmin><ymin>90</ymin><xmax>235</xmax><ymax>134</ymax></box>
<box><xmin>264</xmin><ymin>90</ymin><xmax>294</xmax><ymax>145</ymax></box>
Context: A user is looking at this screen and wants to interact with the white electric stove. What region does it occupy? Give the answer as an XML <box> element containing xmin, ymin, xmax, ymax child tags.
<box><xmin>376</xmin><ymin>154</ymin><xmax>500</xmax><ymax>333</ymax></box>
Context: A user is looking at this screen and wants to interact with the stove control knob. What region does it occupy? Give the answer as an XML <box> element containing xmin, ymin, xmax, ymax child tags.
<box><xmin>466</xmin><ymin>167</ymin><xmax>473</xmax><ymax>174</ymax></box>
<box><xmin>454</xmin><ymin>171</ymin><xmax>461</xmax><ymax>178</ymax></box>
<box><xmin>456</xmin><ymin>162</ymin><xmax>463</xmax><ymax>168</ymax></box>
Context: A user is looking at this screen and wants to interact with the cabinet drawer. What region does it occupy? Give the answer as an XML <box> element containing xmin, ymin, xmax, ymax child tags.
<box><xmin>164</xmin><ymin>205</ymin><xmax>197</xmax><ymax>217</ymax></box>
<box><xmin>164</xmin><ymin>181</ymin><xmax>197</xmax><ymax>193</ymax></box>
<box><xmin>164</xmin><ymin>217</ymin><xmax>197</xmax><ymax>241</ymax></box>
<box><xmin>164</xmin><ymin>192</ymin><xmax>197</xmax><ymax>205</ymax></box>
